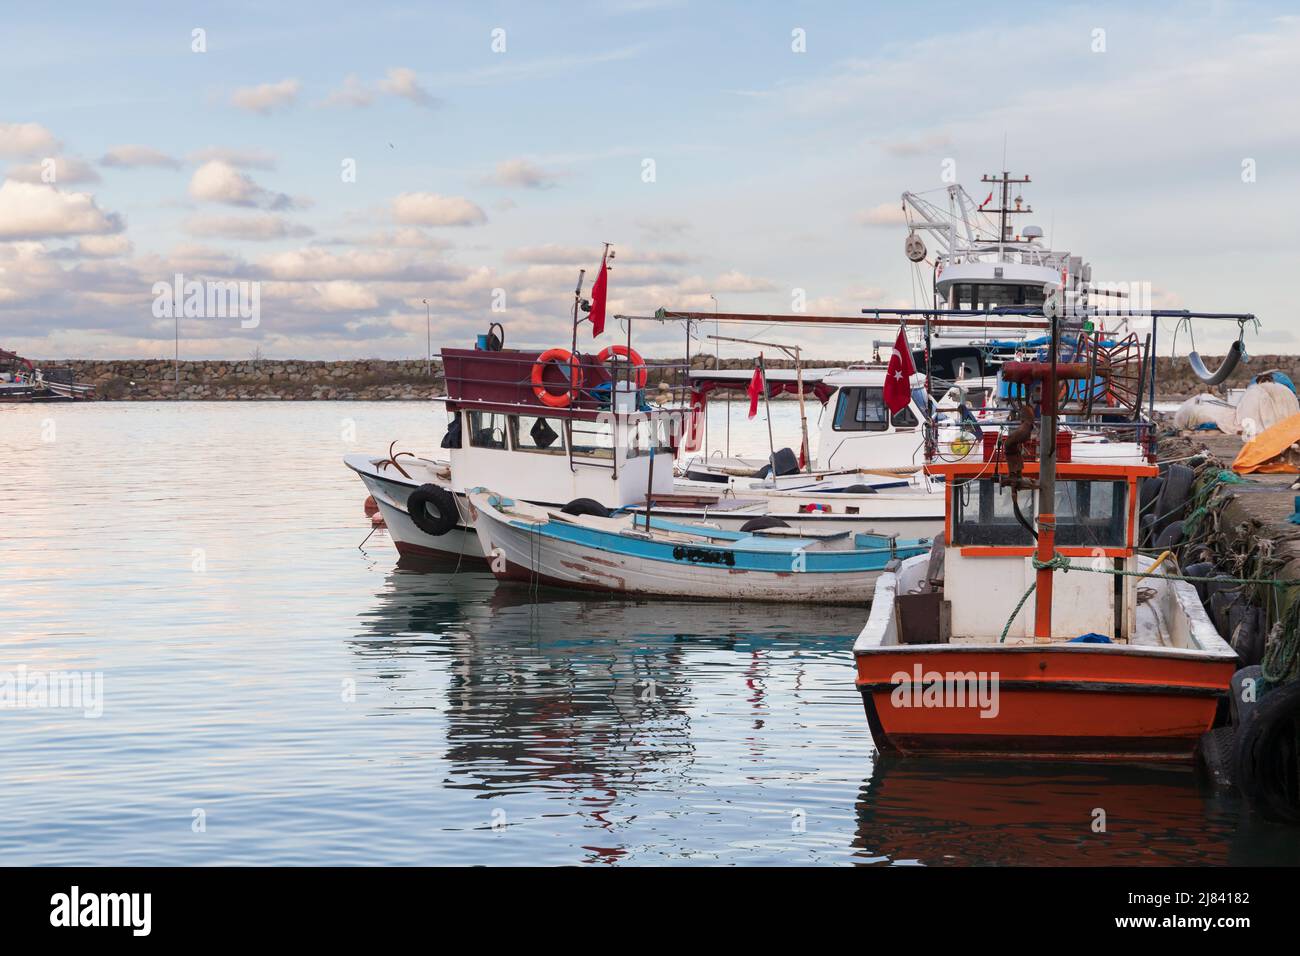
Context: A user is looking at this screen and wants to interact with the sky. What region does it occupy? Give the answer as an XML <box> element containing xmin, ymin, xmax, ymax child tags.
<box><xmin>1</xmin><ymin>0</ymin><xmax>1297</xmax><ymax>362</ymax></box>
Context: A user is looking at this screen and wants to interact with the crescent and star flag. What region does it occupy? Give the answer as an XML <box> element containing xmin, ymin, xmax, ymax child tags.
<box><xmin>747</xmin><ymin>360</ymin><xmax>764</xmax><ymax>419</ymax></box>
<box><xmin>589</xmin><ymin>253</ymin><xmax>609</xmax><ymax>337</ymax></box>
<box><xmin>979</xmin><ymin>190</ymin><xmax>993</xmax><ymax>209</ymax></box>
<box><xmin>883</xmin><ymin>326</ymin><xmax>916</xmax><ymax>413</ymax></box>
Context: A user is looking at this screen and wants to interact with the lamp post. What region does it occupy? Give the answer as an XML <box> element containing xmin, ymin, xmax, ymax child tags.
<box><xmin>423</xmin><ymin>298</ymin><xmax>431</xmax><ymax>376</ymax></box>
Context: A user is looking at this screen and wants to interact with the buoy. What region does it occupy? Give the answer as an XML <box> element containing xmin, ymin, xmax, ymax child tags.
<box><xmin>363</xmin><ymin>495</ymin><xmax>379</xmax><ymax>517</ymax></box>
<box><xmin>371</xmin><ymin>512</ymin><xmax>386</xmax><ymax>527</ymax></box>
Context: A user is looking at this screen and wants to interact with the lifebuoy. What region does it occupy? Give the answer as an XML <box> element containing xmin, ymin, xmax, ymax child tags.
<box><xmin>531</xmin><ymin>348</ymin><xmax>583</xmax><ymax>408</ymax></box>
<box><xmin>406</xmin><ymin>483</ymin><xmax>459</xmax><ymax>536</ymax></box>
<box><xmin>596</xmin><ymin>344</ymin><xmax>648</xmax><ymax>388</ymax></box>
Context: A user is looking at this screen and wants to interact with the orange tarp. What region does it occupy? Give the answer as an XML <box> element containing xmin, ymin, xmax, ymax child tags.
<box><xmin>1233</xmin><ymin>412</ymin><xmax>1300</xmax><ymax>474</ymax></box>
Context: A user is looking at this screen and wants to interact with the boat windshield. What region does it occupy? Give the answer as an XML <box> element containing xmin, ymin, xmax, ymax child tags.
<box><xmin>951</xmin><ymin>478</ymin><xmax>1127</xmax><ymax>548</ymax></box>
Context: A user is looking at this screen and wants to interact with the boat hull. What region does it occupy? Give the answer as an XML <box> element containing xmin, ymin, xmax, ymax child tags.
<box><xmin>472</xmin><ymin>499</ymin><xmax>904</xmax><ymax>604</ymax></box>
<box><xmin>853</xmin><ymin>557</ymin><xmax>1237</xmax><ymax>762</ymax></box>
<box><xmin>345</xmin><ymin>453</ymin><xmax>944</xmax><ymax>561</ymax></box>
<box><xmin>856</xmin><ymin>651</ymin><xmax>1232</xmax><ymax>761</ymax></box>
<box><xmin>346</xmin><ymin>455</ymin><xmax>485</xmax><ymax>561</ymax></box>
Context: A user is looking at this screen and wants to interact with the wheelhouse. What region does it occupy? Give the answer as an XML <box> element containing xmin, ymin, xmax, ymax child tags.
<box><xmin>440</xmin><ymin>345</ymin><xmax>677</xmax><ymax>506</ymax></box>
<box><xmin>927</xmin><ymin>456</ymin><xmax>1155</xmax><ymax>643</ymax></box>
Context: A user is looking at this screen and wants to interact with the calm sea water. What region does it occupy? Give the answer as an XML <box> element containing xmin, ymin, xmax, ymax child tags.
<box><xmin>2</xmin><ymin>400</ymin><xmax>1298</xmax><ymax>866</ymax></box>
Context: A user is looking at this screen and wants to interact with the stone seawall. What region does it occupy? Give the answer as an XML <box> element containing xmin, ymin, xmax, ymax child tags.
<box><xmin>38</xmin><ymin>353</ymin><xmax>1294</xmax><ymax>401</ymax></box>
<box><xmin>48</xmin><ymin>359</ymin><xmax>445</xmax><ymax>401</ymax></box>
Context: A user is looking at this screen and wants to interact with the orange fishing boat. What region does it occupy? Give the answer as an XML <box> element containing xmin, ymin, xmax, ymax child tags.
<box><xmin>854</xmin><ymin>331</ymin><xmax>1237</xmax><ymax>762</ymax></box>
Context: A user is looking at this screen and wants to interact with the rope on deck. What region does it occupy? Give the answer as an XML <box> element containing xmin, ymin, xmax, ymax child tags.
<box><xmin>997</xmin><ymin>553</ymin><xmax>1300</xmax><ymax>644</ymax></box>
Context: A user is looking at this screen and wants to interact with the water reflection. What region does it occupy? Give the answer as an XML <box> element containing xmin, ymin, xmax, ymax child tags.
<box><xmin>854</xmin><ymin>757</ymin><xmax>1300</xmax><ymax>865</ymax></box>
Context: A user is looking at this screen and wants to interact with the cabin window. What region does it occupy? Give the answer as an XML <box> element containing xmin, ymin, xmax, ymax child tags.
<box><xmin>568</xmin><ymin>417</ymin><xmax>616</xmax><ymax>460</ymax></box>
<box><xmin>833</xmin><ymin>387</ymin><xmax>890</xmax><ymax>432</ymax></box>
<box><xmin>892</xmin><ymin>404</ymin><xmax>919</xmax><ymax>428</ymax></box>
<box><xmin>466</xmin><ymin>411</ymin><xmax>508</xmax><ymax>450</ymax></box>
<box><xmin>951</xmin><ymin>283</ymin><xmax>1048</xmax><ymax>311</ymax></box>
<box><xmin>509</xmin><ymin>415</ymin><xmax>565</xmax><ymax>454</ymax></box>
<box><xmin>951</xmin><ymin>478</ymin><xmax>1127</xmax><ymax>548</ymax></box>
<box><xmin>625</xmin><ymin>413</ymin><xmax>675</xmax><ymax>459</ymax></box>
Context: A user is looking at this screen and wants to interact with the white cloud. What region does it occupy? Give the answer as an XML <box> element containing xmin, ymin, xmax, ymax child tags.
<box><xmin>230</xmin><ymin>78</ymin><xmax>301</xmax><ymax>114</ymax></box>
<box><xmin>876</xmin><ymin>133</ymin><xmax>953</xmax><ymax>158</ymax></box>
<box><xmin>6</xmin><ymin>156</ymin><xmax>101</xmax><ymax>184</ymax></box>
<box><xmin>487</xmin><ymin>158</ymin><xmax>562</xmax><ymax>189</ymax></box>
<box><xmin>678</xmin><ymin>271</ymin><xmax>777</xmax><ymax>294</ymax></box>
<box><xmin>186</xmin><ymin>147</ymin><xmax>277</xmax><ymax>170</ymax></box>
<box><xmin>0</xmin><ymin>122</ymin><xmax>59</xmax><ymax>158</ymax></box>
<box><xmin>322</xmin><ymin>74</ymin><xmax>375</xmax><ymax>109</ymax></box>
<box><xmin>0</xmin><ymin>181</ymin><xmax>124</xmax><ymax>239</ymax></box>
<box><xmin>392</xmin><ymin>192</ymin><xmax>486</xmax><ymax>227</ymax></box>
<box><xmin>71</xmin><ymin>234</ymin><xmax>134</xmax><ymax>258</ymax></box>
<box><xmin>320</xmin><ymin>67</ymin><xmax>439</xmax><ymax>109</ymax></box>
<box><xmin>377</xmin><ymin>67</ymin><xmax>439</xmax><ymax>109</ymax></box>
<box><xmin>100</xmin><ymin>144</ymin><xmax>181</xmax><ymax>168</ymax></box>
<box><xmin>855</xmin><ymin>202</ymin><xmax>907</xmax><ymax>226</ymax></box>
<box><xmin>319</xmin><ymin>227</ymin><xmax>450</xmax><ymax>250</ymax></box>
<box><xmin>256</xmin><ymin>246</ymin><xmax>460</xmax><ymax>281</ymax></box>
<box><xmin>185</xmin><ymin>213</ymin><xmax>313</xmax><ymax>240</ymax></box>
<box><xmin>303</xmin><ymin>280</ymin><xmax>379</xmax><ymax>311</ymax></box>
<box><xmin>188</xmin><ymin>160</ymin><xmax>299</xmax><ymax>210</ymax></box>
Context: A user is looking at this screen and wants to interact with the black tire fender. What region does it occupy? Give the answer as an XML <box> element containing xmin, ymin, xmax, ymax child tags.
<box><xmin>740</xmin><ymin>516</ymin><xmax>790</xmax><ymax>533</ymax></box>
<box><xmin>1232</xmin><ymin>679</ymin><xmax>1300</xmax><ymax>825</ymax></box>
<box><xmin>405</xmin><ymin>483</ymin><xmax>459</xmax><ymax>536</ymax></box>
<box><xmin>561</xmin><ymin>497</ymin><xmax>609</xmax><ymax>518</ymax></box>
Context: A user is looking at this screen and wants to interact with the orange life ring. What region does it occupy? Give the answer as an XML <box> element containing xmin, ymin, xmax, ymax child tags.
<box><xmin>596</xmin><ymin>344</ymin><xmax>647</xmax><ymax>388</ymax></box>
<box><xmin>531</xmin><ymin>348</ymin><xmax>583</xmax><ymax>408</ymax></box>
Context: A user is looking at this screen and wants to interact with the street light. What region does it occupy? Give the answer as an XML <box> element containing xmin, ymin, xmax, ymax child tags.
<box><xmin>422</xmin><ymin>299</ymin><xmax>431</xmax><ymax>376</ymax></box>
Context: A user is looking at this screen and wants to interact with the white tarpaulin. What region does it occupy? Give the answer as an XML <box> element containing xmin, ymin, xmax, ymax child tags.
<box><xmin>1173</xmin><ymin>394</ymin><xmax>1238</xmax><ymax>432</ymax></box>
<box><xmin>1235</xmin><ymin>381</ymin><xmax>1300</xmax><ymax>436</ymax></box>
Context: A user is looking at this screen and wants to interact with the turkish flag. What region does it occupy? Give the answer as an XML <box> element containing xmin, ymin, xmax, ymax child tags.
<box><xmin>747</xmin><ymin>363</ymin><xmax>764</xmax><ymax>419</ymax></box>
<box><xmin>979</xmin><ymin>190</ymin><xmax>993</xmax><ymax>209</ymax></box>
<box><xmin>589</xmin><ymin>256</ymin><xmax>608</xmax><ymax>337</ymax></box>
<box><xmin>883</xmin><ymin>326</ymin><xmax>916</xmax><ymax>413</ymax></box>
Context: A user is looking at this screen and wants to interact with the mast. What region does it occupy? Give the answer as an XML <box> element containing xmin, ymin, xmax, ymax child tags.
<box><xmin>1032</xmin><ymin>310</ymin><xmax>1060</xmax><ymax>643</ymax></box>
<box><xmin>979</xmin><ymin>170</ymin><xmax>1033</xmax><ymax>256</ymax></box>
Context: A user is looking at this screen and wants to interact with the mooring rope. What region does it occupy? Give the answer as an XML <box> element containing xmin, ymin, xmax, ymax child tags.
<box><xmin>998</xmin><ymin>554</ymin><xmax>1300</xmax><ymax>644</ymax></box>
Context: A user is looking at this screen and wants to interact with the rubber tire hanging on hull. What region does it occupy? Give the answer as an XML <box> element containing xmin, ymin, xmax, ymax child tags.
<box><xmin>1232</xmin><ymin>680</ymin><xmax>1300</xmax><ymax>824</ymax></box>
<box><xmin>406</xmin><ymin>484</ymin><xmax>459</xmax><ymax>536</ymax></box>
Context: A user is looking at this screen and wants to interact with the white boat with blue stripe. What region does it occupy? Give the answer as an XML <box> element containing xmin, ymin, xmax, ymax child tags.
<box><xmin>468</xmin><ymin>489</ymin><xmax>931</xmax><ymax>604</ymax></box>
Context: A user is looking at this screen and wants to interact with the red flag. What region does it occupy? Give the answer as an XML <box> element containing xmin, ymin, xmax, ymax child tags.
<box><xmin>979</xmin><ymin>190</ymin><xmax>993</xmax><ymax>209</ymax></box>
<box><xmin>883</xmin><ymin>326</ymin><xmax>916</xmax><ymax>413</ymax></box>
<box><xmin>747</xmin><ymin>362</ymin><xmax>764</xmax><ymax>419</ymax></box>
<box><xmin>589</xmin><ymin>255</ymin><xmax>608</xmax><ymax>337</ymax></box>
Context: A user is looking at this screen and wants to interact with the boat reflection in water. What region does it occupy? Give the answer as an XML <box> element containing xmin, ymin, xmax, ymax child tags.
<box><xmin>349</xmin><ymin>556</ymin><xmax>871</xmax><ymax>864</ymax></box>
<box><xmin>853</xmin><ymin>757</ymin><xmax>1300</xmax><ymax>866</ymax></box>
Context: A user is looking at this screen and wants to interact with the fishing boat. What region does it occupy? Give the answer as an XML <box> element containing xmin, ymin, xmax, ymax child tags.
<box><xmin>1</xmin><ymin>349</ymin><xmax>94</xmax><ymax>403</ymax></box>
<box><xmin>346</xmin><ymin>302</ymin><xmax>949</xmax><ymax>562</ymax></box>
<box><xmin>467</xmin><ymin>488</ymin><xmax>930</xmax><ymax>603</ymax></box>
<box><xmin>852</xmin><ymin>330</ymin><xmax>1239</xmax><ymax>761</ymax></box>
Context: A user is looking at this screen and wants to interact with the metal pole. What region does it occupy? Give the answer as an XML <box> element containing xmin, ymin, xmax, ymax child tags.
<box><xmin>794</xmin><ymin>345</ymin><xmax>811</xmax><ymax>472</ymax></box>
<box><xmin>759</xmin><ymin>352</ymin><xmax>776</xmax><ymax>482</ymax></box>
<box><xmin>423</xmin><ymin>299</ymin><xmax>431</xmax><ymax>376</ymax></box>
